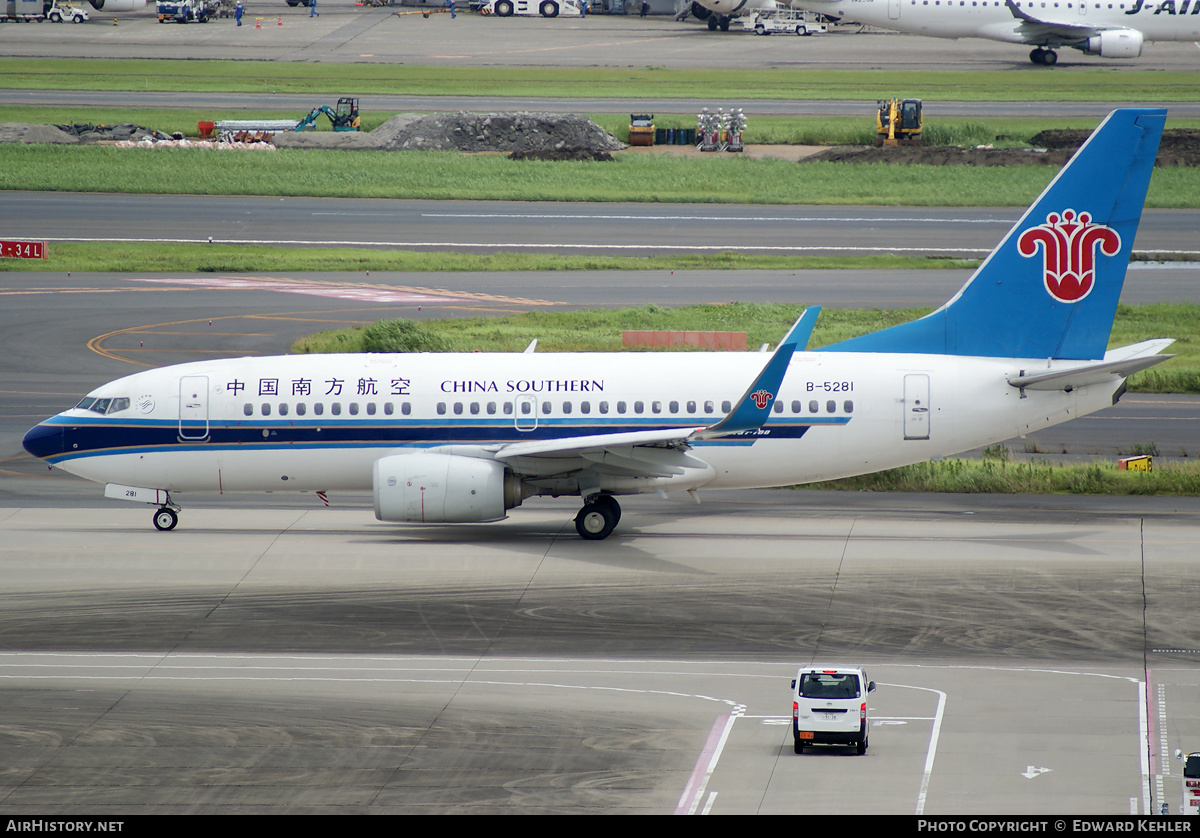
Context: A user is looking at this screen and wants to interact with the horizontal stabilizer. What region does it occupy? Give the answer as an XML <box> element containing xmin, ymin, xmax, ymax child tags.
<box><xmin>1007</xmin><ymin>339</ymin><xmax>1174</xmax><ymax>391</ymax></box>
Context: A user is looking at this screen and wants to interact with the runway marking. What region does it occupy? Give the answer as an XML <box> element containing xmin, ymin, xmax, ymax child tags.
<box><xmin>131</xmin><ymin>276</ymin><xmax>556</xmax><ymax>307</ymax></box>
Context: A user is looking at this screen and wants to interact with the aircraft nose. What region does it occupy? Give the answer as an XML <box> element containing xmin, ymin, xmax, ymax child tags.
<box><xmin>22</xmin><ymin>423</ymin><xmax>64</xmax><ymax>461</ymax></box>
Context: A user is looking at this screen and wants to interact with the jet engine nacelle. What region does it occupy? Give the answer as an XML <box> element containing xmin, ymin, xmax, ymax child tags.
<box><xmin>1082</xmin><ymin>29</ymin><xmax>1144</xmax><ymax>58</ymax></box>
<box><xmin>373</xmin><ymin>453</ymin><xmax>522</xmax><ymax>524</ymax></box>
<box><xmin>86</xmin><ymin>0</ymin><xmax>148</xmax><ymax>10</ymax></box>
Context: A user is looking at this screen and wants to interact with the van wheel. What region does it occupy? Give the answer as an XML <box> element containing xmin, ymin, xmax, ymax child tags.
<box><xmin>856</xmin><ymin>730</ymin><xmax>868</xmax><ymax>755</ymax></box>
<box><xmin>793</xmin><ymin>737</ymin><xmax>804</xmax><ymax>754</ymax></box>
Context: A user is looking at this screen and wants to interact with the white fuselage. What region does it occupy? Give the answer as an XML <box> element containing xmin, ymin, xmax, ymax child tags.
<box><xmin>789</xmin><ymin>0</ymin><xmax>1200</xmax><ymax>43</ymax></box>
<box><xmin>43</xmin><ymin>349</ymin><xmax>1113</xmax><ymax>499</ymax></box>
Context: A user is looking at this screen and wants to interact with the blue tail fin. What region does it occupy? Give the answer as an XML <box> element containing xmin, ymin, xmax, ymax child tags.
<box><xmin>821</xmin><ymin>108</ymin><xmax>1165</xmax><ymax>361</ymax></box>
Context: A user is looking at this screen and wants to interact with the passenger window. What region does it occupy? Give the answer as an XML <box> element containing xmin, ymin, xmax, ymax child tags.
<box><xmin>366</xmin><ymin>403</ymin><xmax>376</xmax><ymax>416</ymax></box>
<box><xmin>669</xmin><ymin>401</ymin><xmax>679</xmax><ymax>414</ymax></box>
<box><xmin>773</xmin><ymin>402</ymin><xmax>783</xmax><ymax>413</ymax></box>
<box><xmin>384</xmin><ymin>403</ymin><xmax>394</xmax><ymax>416</ymax></box>
<box><xmin>520</xmin><ymin>401</ymin><xmax>531</xmax><ymax>415</ymax></box>
<box><xmin>542</xmin><ymin>401</ymin><xmax>551</xmax><ymax>415</ymax></box>
<box><xmin>296</xmin><ymin>403</ymin><xmax>306</xmax><ymax>416</ymax></box>
<box><xmin>470</xmin><ymin>402</ymin><xmax>480</xmax><ymax>415</ymax></box>
<box><xmin>279</xmin><ymin>403</ymin><xmax>289</xmax><ymax>416</ymax></box>
<box><xmin>651</xmin><ymin>401</ymin><xmax>661</xmax><ymax>414</ymax></box>
<box><xmin>243</xmin><ymin>404</ymin><xmax>253</xmax><ymax>416</ymax></box>
<box><xmin>809</xmin><ymin>400</ymin><xmax>819</xmax><ymax>413</ymax></box>
<box><xmin>487</xmin><ymin>402</ymin><xmax>497</xmax><ymax>415</ymax></box>
<box><xmin>580</xmin><ymin>401</ymin><xmax>590</xmax><ymax>414</ymax></box>
<box><xmin>599</xmin><ymin>401</ymin><xmax>609</xmax><ymax>414</ymax></box>
<box><xmin>705</xmin><ymin>401</ymin><xmax>714</xmax><ymax>414</ymax></box>
<box><xmin>617</xmin><ymin>401</ymin><xmax>626</xmax><ymax>414</ymax></box>
<box><xmin>402</xmin><ymin>402</ymin><xmax>411</xmax><ymax>416</ymax></box>
<box><xmin>349</xmin><ymin>403</ymin><xmax>360</xmax><ymax>416</ymax></box>
<box><xmin>563</xmin><ymin>401</ymin><xmax>572</xmax><ymax>414</ymax></box>
<box><xmin>261</xmin><ymin>403</ymin><xmax>271</xmax><ymax>416</ymax></box>
<box><xmin>791</xmin><ymin>400</ymin><xmax>801</xmax><ymax>414</ymax></box>
<box><xmin>438</xmin><ymin>402</ymin><xmax>447</xmax><ymax>416</ymax></box>
<box><xmin>314</xmin><ymin>403</ymin><xmax>324</xmax><ymax>416</ymax></box>
<box><xmin>453</xmin><ymin>402</ymin><xmax>463</xmax><ymax>415</ymax></box>
<box><xmin>721</xmin><ymin>400</ymin><xmax>731</xmax><ymax>413</ymax></box>
<box><xmin>844</xmin><ymin>400</ymin><xmax>854</xmax><ymax>413</ymax></box>
<box><xmin>826</xmin><ymin>400</ymin><xmax>836</xmax><ymax>413</ymax></box>
<box><xmin>504</xmin><ymin>402</ymin><xmax>514</xmax><ymax>415</ymax></box>
<box><xmin>687</xmin><ymin>400</ymin><xmax>696</xmax><ymax>413</ymax></box>
<box><xmin>634</xmin><ymin>401</ymin><xmax>644</xmax><ymax>414</ymax></box>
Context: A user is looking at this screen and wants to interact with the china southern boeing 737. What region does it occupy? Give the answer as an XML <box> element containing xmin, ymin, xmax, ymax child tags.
<box><xmin>23</xmin><ymin>109</ymin><xmax>1172</xmax><ymax>540</ymax></box>
<box><xmin>781</xmin><ymin>0</ymin><xmax>1199</xmax><ymax>64</ymax></box>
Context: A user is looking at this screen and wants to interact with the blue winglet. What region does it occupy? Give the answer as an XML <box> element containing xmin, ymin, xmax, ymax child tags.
<box><xmin>819</xmin><ymin>108</ymin><xmax>1166</xmax><ymax>361</ymax></box>
<box><xmin>699</xmin><ymin>307</ymin><xmax>818</xmax><ymax>438</ymax></box>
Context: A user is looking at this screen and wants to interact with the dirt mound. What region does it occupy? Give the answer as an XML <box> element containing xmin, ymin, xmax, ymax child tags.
<box><xmin>1030</xmin><ymin>127</ymin><xmax>1200</xmax><ymax>167</ymax></box>
<box><xmin>373</xmin><ymin>111</ymin><xmax>625</xmax><ymax>153</ymax></box>
<box><xmin>54</xmin><ymin>123</ymin><xmax>175</xmax><ymax>143</ymax></box>
<box><xmin>809</xmin><ymin>145</ymin><xmax>1071</xmax><ymax>166</ymax></box>
<box><xmin>0</xmin><ymin>123</ymin><xmax>78</xmax><ymax>144</ymax></box>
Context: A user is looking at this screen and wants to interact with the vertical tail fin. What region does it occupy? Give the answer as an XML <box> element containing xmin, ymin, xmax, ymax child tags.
<box><xmin>821</xmin><ymin>108</ymin><xmax>1166</xmax><ymax>360</ymax></box>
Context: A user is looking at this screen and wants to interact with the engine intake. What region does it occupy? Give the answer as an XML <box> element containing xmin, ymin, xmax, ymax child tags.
<box><xmin>373</xmin><ymin>453</ymin><xmax>523</xmax><ymax>524</ymax></box>
<box><xmin>1082</xmin><ymin>29</ymin><xmax>1144</xmax><ymax>58</ymax></box>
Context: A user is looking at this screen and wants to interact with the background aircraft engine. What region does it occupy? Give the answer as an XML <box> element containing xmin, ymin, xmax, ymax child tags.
<box><xmin>1082</xmin><ymin>29</ymin><xmax>1144</xmax><ymax>58</ymax></box>
<box><xmin>86</xmin><ymin>0</ymin><xmax>149</xmax><ymax>9</ymax></box>
<box><xmin>373</xmin><ymin>453</ymin><xmax>521</xmax><ymax>524</ymax></box>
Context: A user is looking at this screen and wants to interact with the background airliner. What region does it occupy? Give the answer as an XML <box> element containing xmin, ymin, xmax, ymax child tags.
<box><xmin>84</xmin><ymin>0</ymin><xmax>147</xmax><ymax>10</ymax></box>
<box><xmin>23</xmin><ymin>109</ymin><xmax>1172</xmax><ymax>540</ymax></box>
<box><xmin>782</xmin><ymin>0</ymin><xmax>1199</xmax><ymax>64</ymax></box>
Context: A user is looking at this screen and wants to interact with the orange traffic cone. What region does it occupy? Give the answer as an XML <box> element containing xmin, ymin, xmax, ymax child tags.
<box><xmin>255</xmin><ymin>17</ymin><xmax>261</xmax><ymax>27</ymax></box>
<box><xmin>277</xmin><ymin>14</ymin><xmax>282</xmax><ymax>24</ymax></box>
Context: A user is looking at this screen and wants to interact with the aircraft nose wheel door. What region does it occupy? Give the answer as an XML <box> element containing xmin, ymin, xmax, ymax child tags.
<box><xmin>903</xmin><ymin>373</ymin><xmax>930</xmax><ymax>440</ymax></box>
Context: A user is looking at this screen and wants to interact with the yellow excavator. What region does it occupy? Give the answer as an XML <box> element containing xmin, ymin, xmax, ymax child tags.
<box><xmin>876</xmin><ymin>98</ymin><xmax>922</xmax><ymax>147</ymax></box>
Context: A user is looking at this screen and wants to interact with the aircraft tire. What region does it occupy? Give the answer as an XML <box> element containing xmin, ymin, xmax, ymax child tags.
<box><xmin>594</xmin><ymin>494</ymin><xmax>621</xmax><ymax>526</ymax></box>
<box><xmin>575</xmin><ymin>502</ymin><xmax>616</xmax><ymax>540</ymax></box>
<box><xmin>1043</xmin><ymin>50</ymin><xmax>1058</xmax><ymax>65</ymax></box>
<box><xmin>719</xmin><ymin>16</ymin><xmax>729</xmax><ymax>30</ymax></box>
<box><xmin>706</xmin><ymin>15</ymin><xmax>717</xmax><ymax>29</ymax></box>
<box><xmin>153</xmin><ymin>507</ymin><xmax>178</xmax><ymax>531</ymax></box>
<box><xmin>1030</xmin><ymin>48</ymin><xmax>1044</xmax><ymax>64</ymax></box>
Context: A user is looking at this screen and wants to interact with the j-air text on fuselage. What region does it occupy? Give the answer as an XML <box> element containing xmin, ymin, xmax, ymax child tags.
<box><xmin>780</xmin><ymin>0</ymin><xmax>1200</xmax><ymax>64</ymax></box>
<box><xmin>23</xmin><ymin>109</ymin><xmax>1175</xmax><ymax>541</ymax></box>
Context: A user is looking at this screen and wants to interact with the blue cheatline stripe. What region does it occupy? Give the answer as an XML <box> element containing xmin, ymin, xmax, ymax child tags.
<box><xmin>38</xmin><ymin>414</ymin><xmax>846</xmax><ymax>464</ymax></box>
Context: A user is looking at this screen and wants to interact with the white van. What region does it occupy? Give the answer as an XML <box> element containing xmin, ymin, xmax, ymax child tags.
<box><xmin>791</xmin><ymin>665</ymin><xmax>875</xmax><ymax>754</ymax></box>
<box><xmin>1179</xmin><ymin>750</ymin><xmax>1200</xmax><ymax>815</ymax></box>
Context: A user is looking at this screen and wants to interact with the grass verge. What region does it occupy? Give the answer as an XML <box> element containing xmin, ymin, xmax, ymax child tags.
<box><xmin>3</xmin><ymin>59</ymin><xmax>1199</xmax><ymax>102</ymax></box>
<box><xmin>291</xmin><ymin>302</ymin><xmax>1200</xmax><ymax>393</ymax></box>
<box><xmin>0</xmin><ymin>242</ymin><xmax>982</xmax><ymax>273</ymax></box>
<box><xmin>802</xmin><ymin>454</ymin><xmax>1200</xmax><ymax>495</ymax></box>
<box><xmin>3</xmin><ymin>145</ymin><xmax>1199</xmax><ymax>208</ymax></box>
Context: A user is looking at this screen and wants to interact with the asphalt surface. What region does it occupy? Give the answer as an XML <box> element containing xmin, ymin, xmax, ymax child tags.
<box><xmin>2</xmin><ymin>6</ymin><xmax>1200</xmax><ymax>816</ymax></box>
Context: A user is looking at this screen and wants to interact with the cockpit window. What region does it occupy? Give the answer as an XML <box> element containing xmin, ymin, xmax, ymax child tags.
<box><xmin>76</xmin><ymin>396</ymin><xmax>130</xmax><ymax>415</ymax></box>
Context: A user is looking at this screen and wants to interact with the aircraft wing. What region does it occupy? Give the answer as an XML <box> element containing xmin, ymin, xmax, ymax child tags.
<box><xmin>1002</xmin><ymin>0</ymin><xmax>1106</xmax><ymax>40</ymax></box>
<box><xmin>1007</xmin><ymin>339</ymin><xmax>1174</xmax><ymax>391</ymax></box>
<box><xmin>437</xmin><ymin>309</ymin><xmax>817</xmax><ymax>480</ymax></box>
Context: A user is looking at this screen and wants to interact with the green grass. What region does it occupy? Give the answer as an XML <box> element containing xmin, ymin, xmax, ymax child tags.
<box><xmin>0</xmin><ymin>241</ymin><xmax>981</xmax><ymax>273</ymax></box>
<box><xmin>802</xmin><ymin>455</ymin><xmax>1200</xmax><ymax>495</ymax></box>
<box><xmin>3</xmin><ymin>59</ymin><xmax>1199</xmax><ymax>102</ymax></box>
<box><xmin>290</xmin><ymin>302</ymin><xmax>1200</xmax><ymax>393</ymax></box>
<box><xmin>3</xmin><ymin>145</ymin><xmax>1199</xmax><ymax>208</ymax></box>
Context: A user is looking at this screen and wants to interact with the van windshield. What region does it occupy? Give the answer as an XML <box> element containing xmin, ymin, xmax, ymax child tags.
<box><xmin>799</xmin><ymin>673</ymin><xmax>861</xmax><ymax>699</ymax></box>
<box><xmin>1185</xmin><ymin>755</ymin><xmax>1200</xmax><ymax>779</ymax></box>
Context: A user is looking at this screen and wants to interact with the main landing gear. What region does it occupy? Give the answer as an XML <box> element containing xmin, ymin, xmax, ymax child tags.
<box><xmin>574</xmin><ymin>494</ymin><xmax>621</xmax><ymax>540</ymax></box>
<box><xmin>1030</xmin><ymin>47</ymin><xmax>1058</xmax><ymax>65</ymax></box>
